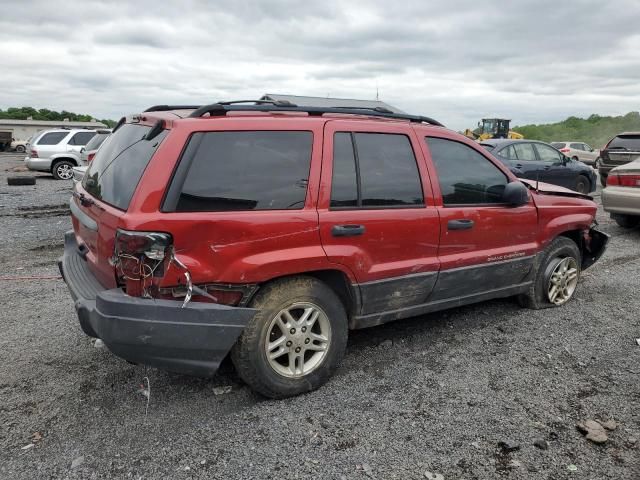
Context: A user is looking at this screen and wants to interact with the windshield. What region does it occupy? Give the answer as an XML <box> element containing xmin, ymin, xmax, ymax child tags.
<box><xmin>82</xmin><ymin>124</ymin><xmax>167</xmax><ymax>210</ymax></box>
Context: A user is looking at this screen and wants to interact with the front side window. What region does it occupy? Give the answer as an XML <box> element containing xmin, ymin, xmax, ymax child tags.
<box><xmin>329</xmin><ymin>132</ymin><xmax>424</xmax><ymax>208</ymax></box>
<box><xmin>36</xmin><ymin>132</ymin><xmax>68</xmax><ymax>145</ymax></box>
<box><xmin>513</xmin><ymin>143</ymin><xmax>536</xmax><ymax>161</ymax></box>
<box><xmin>426</xmin><ymin>137</ymin><xmax>508</xmax><ymax>205</ymax></box>
<box><xmin>583</xmin><ymin>143</ymin><xmax>593</xmax><ymax>151</ymax></box>
<box><xmin>174</xmin><ymin>131</ymin><xmax>313</xmax><ymax>212</ymax></box>
<box><xmin>535</xmin><ymin>144</ymin><xmax>563</xmax><ymax>163</ymax></box>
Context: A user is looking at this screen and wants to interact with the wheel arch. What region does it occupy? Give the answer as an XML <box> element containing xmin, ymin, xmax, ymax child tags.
<box><xmin>250</xmin><ymin>269</ymin><xmax>359</xmax><ymax>320</ymax></box>
<box><xmin>50</xmin><ymin>156</ymin><xmax>78</xmax><ymax>170</ymax></box>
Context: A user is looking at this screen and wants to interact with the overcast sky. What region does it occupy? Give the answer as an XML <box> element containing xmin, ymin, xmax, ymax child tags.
<box><xmin>1</xmin><ymin>0</ymin><xmax>639</xmax><ymax>130</ymax></box>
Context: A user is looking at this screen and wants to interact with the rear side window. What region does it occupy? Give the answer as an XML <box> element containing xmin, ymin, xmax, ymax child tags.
<box><xmin>426</xmin><ymin>137</ymin><xmax>508</xmax><ymax>205</ymax></box>
<box><xmin>330</xmin><ymin>132</ymin><xmax>423</xmax><ymax>208</ymax></box>
<box><xmin>83</xmin><ymin>124</ymin><xmax>166</xmax><ymax>210</ymax></box>
<box><xmin>171</xmin><ymin>131</ymin><xmax>313</xmax><ymax>212</ymax></box>
<box><xmin>69</xmin><ymin>131</ymin><xmax>96</xmax><ymax>146</ymax></box>
<box><xmin>608</xmin><ymin>135</ymin><xmax>640</xmax><ymax>150</ymax></box>
<box><xmin>513</xmin><ymin>143</ymin><xmax>536</xmax><ymax>161</ymax></box>
<box><xmin>36</xmin><ymin>132</ymin><xmax>68</xmax><ymax>145</ymax></box>
<box><xmin>500</xmin><ymin>145</ymin><xmax>518</xmax><ymax>160</ymax></box>
<box><xmin>569</xmin><ymin>143</ymin><xmax>583</xmax><ymax>150</ymax></box>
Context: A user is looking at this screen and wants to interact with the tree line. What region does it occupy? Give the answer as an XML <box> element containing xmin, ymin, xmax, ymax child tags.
<box><xmin>0</xmin><ymin>107</ymin><xmax>116</xmax><ymax>128</ymax></box>
<box><xmin>513</xmin><ymin>112</ymin><xmax>640</xmax><ymax>148</ymax></box>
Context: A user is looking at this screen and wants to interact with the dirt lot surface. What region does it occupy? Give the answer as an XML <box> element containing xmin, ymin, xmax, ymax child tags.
<box><xmin>0</xmin><ymin>152</ymin><xmax>638</xmax><ymax>479</ymax></box>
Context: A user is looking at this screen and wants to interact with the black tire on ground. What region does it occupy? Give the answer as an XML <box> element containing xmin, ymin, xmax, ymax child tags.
<box><xmin>600</xmin><ymin>174</ymin><xmax>607</xmax><ymax>187</ymax></box>
<box><xmin>575</xmin><ymin>175</ymin><xmax>590</xmax><ymax>194</ymax></box>
<box><xmin>7</xmin><ymin>176</ymin><xmax>36</xmax><ymax>186</ymax></box>
<box><xmin>15</xmin><ymin>145</ymin><xmax>26</xmax><ymax>153</ymax></box>
<box><xmin>51</xmin><ymin>160</ymin><xmax>75</xmax><ymax>180</ymax></box>
<box><xmin>518</xmin><ymin>236</ymin><xmax>581</xmax><ymax>310</ymax></box>
<box><xmin>231</xmin><ymin>276</ymin><xmax>348</xmax><ymax>398</ymax></box>
<box><xmin>612</xmin><ymin>214</ymin><xmax>640</xmax><ymax>229</ymax></box>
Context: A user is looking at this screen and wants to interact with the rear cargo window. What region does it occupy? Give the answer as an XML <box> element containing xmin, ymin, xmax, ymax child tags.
<box><xmin>82</xmin><ymin>124</ymin><xmax>166</xmax><ymax>210</ymax></box>
<box><xmin>550</xmin><ymin>142</ymin><xmax>565</xmax><ymax>149</ymax></box>
<box><xmin>169</xmin><ymin>131</ymin><xmax>313</xmax><ymax>212</ymax></box>
<box><xmin>608</xmin><ymin>135</ymin><xmax>640</xmax><ymax>151</ymax></box>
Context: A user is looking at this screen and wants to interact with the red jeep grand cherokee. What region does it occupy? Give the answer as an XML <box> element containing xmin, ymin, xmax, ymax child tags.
<box><xmin>60</xmin><ymin>101</ymin><xmax>608</xmax><ymax>398</ymax></box>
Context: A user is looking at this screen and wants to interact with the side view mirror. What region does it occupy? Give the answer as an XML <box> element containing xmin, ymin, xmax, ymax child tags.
<box><xmin>502</xmin><ymin>181</ymin><xmax>529</xmax><ymax>207</ymax></box>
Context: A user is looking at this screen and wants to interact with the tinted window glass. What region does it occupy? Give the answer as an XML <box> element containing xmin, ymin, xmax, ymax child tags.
<box><xmin>500</xmin><ymin>144</ymin><xmax>518</xmax><ymax>160</ymax></box>
<box><xmin>550</xmin><ymin>142</ymin><xmax>565</xmax><ymax>149</ymax></box>
<box><xmin>513</xmin><ymin>143</ymin><xmax>536</xmax><ymax>161</ymax></box>
<box><xmin>426</xmin><ymin>137</ymin><xmax>508</xmax><ymax>205</ymax></box>
<box><xmin>84</xmin><ymin>133</ymin><xmax>109</xmax><ymax>151</ymax></box>
<box><xmin>569</xmin><ymin>143</ymin><xmax>583</xmax><ymax>150</ymax></box>
<box><xmin>83</xmin><ymin>124</ymin><xmax>166</xmax><ymax>210</ymax></box>
<box><xmin>69</xmin><ymin>131</ymin><xmax>96</xmax><ymax>146</ymax></box>
<box><xmin>175</xmin><ymin>131</ymin><xmax>312</xmax><ymax>212</ymax></box>
<box><xmin>583</xmin><ymin>143</ymin><xmax>592</xmax><ymax>151</ymax></box>
<box><xmin>609</xmin><ymin>135</ymin><xmax>640</xmax><ymax>150</ymax></box>
<box><xmin>480</xmin><ymin>144</ymin><xmax>495</xmax><ymax>151</ymax></box>
<box><xmin>330</xmin><ymin>133</ymin><xmax>358</xmax><ymax>208</ymax></box>
<box><xmin>37</xmin><ymin>132</ymin><xmax>67</xmax><ymax>145</ymax></box>
<box><xmin>535</xmin><ymin>144</ymin><xmax>562</xmax><ymax>163</ymax></box>
<box><xmin>354</xmin><ymin>133</ymin><xmax>423</xmax><ymax>207</ymax></box>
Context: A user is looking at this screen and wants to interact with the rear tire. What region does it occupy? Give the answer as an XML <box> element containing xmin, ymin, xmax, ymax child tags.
<box><xmin>612</xmin><ymin>214</ymin><xmax>640</xmax><ymax>229</ymax></box>
<box><xmin>575</xmin><ymin>175</ymin><xmax>590</xmax><ymax>194</ymax></box>
<box><xmin>7</xmin><ymin>176</ymin><xmax>36</xmax><ymax>186</ymax></box>
<box><xmin>571</xmin><ymin>156</ymin><xmax>579</xmax><ymax>162</ymax></box>
<box><xmin>518</xmin><ymin>237</ymin><xmax>581</xmax><ymax>309</ymax></box>
<box><xmin>231</xmin><ymin>276</ymin><xmax>348</xmax><ymax>398</ymax></box>
<box><xmin>52</xmin><ymin>160</ymin><xmax>75</xmax><ymax>180</ymax></box>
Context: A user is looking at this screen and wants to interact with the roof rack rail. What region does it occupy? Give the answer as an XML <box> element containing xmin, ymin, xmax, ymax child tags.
<box><xmin>187</xmin><ymin>101</ymin><xmax>444</xmax><ymax>127</ymax></box>
<box><xmin>143</xmin><ymin>105</ymin><xmax>202</xmax><ymax>112</ymax></box>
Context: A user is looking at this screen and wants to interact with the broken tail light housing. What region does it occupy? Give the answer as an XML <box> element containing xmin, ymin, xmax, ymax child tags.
<box><xmin>606</xmin><ymin>173</ymin><xmax>640</xmax><ymax>188</ymax></box>
<box><xmin>112</xmin><ymin>229</ymin><xmax>172</xmax><ymax>297</ymax></box>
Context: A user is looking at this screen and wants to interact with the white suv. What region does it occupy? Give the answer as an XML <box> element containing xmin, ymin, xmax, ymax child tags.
<box><xmin>25</xmin><ymin>129</ymin><xmax>97</xmax><ymax>180</ymax></box>
<box><xmin>550</xmin><ymin>141</ymin><xmax>601</xmax><ymax>168</ymax></box>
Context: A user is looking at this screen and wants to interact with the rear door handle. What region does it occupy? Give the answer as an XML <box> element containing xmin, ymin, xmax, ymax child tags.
<box><xmin>331</xmin><ymin>224</ymin><xmax>366</xmax><ymax>237</ymax></box>
<box><xmin>447</xmin><ymin>219</ymin><xmax>474</xmax><ymax>231</ymax></box>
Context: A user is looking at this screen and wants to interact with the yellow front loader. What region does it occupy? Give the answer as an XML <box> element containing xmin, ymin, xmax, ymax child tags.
<box><xmin>464</xmin><ymin>118</ymin><xmax>524</xmax><ymax>141</ymax></box>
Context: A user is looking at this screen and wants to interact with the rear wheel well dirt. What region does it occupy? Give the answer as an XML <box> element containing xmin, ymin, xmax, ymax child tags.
<box><xmin>255</xmin><ymin>270</ymin><xmax>357</xmax><ymax>319</ymax></box>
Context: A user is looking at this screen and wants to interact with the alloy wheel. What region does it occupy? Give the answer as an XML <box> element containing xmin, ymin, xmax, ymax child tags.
<box><xmin>264</xmin><ymin>302</ymin><xmax>331</xmax><ymax>378</ymax></box>
<box><xmin>56</xmin><ymin>164</ymin><xmax>73</xmax><ymax>180</ymax></box>
<box><xmin>546</xmin><ymin>257</ymin><xmax>578</xmax><ymax>305</ymax></box>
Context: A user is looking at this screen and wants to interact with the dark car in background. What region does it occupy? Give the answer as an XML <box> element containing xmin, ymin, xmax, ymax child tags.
<box><xmin>481</xmin><ymin>139</ymin><xmax>596</xmax><ymax>194</ymax></box>
<box><xmin>599</xmin><ymin>132</ymin><xmax>640</xmax><ymax>187</ymax></box>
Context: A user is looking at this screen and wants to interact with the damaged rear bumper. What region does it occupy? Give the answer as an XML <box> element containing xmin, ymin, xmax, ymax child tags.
<box><xmin>58</xmin><ymin>230</ymin><xmax>256</xmax><ymax>377</ymax></box>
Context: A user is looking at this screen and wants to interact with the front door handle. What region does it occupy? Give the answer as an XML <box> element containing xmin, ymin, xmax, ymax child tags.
<box><xmin>331</xmin><ymin>224</ymin><xmax>366</xmax><ymax>237</ymax></box>
<box><xmin>447</xmin><ymin>219</ymin><xmax>474</xmax><ymax>231</ymax></box>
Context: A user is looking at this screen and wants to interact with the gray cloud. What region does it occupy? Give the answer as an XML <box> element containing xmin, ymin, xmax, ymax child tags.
<box><xmin>0</xmin><ymin>0</ymin><xmax>639</xmax><ymax>130</ymax></box>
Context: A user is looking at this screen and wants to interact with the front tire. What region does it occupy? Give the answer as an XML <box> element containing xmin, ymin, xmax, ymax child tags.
<box><xmin>231</xmin><ymin>276</ymin><xmax>348</xmax><ymax>398</ymax></box>
<box><xmin>518</xmin><ymin>237</ymin><xmax>581</xmax><ymax>309</ymax></box>
<box><xmin>52</xmin><ymin>160</ymin><xmax>75</xmax><ymax>180</ymax></box>
<box><xmin>15</xmin><ymin>145</ymin><xmax>26</xmax><ymax>153</ymax></box>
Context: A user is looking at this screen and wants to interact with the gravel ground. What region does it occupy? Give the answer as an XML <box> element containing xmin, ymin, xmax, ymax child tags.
<box><xmin>0</xmin><ymin>152</ymin><xmax>638</xmax><ymax>479</ymax></box>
